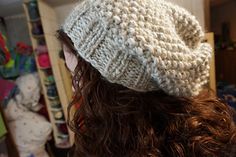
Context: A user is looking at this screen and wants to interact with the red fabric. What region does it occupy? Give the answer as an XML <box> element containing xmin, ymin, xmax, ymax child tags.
<box><xmin>16</xmin><ymin>42</ymin><xmax>33</xmax><ymax>55</ymax></box>
<box><xmin>0</xmin><ymin>79</ymin><xmax>16</xmax><ymax>101</ymax></box>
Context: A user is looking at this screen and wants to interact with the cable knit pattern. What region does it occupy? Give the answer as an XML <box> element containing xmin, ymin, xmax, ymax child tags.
<box><xmin>63</xmin><ymin>0</ymin><xmax>212</xmax><ymax>97</ymax></box>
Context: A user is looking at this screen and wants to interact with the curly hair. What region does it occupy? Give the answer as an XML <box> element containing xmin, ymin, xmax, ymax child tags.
<box><xmin>57</xmin><ymin>30</ymin><xmax>236</xmax><ymax>157</ymax></box>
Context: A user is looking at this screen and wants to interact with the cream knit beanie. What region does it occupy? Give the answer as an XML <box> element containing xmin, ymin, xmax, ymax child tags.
<box><xmin>63</xmin><ymin>0</ymin><xmax>212</xmax><ymax>97</ymax></box>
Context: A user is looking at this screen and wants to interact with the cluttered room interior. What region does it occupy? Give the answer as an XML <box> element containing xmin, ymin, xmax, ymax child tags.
<box><xmin>0</xmin><ymin>0</ymin><xmax>236</xmax><ymax>157</ymax></box>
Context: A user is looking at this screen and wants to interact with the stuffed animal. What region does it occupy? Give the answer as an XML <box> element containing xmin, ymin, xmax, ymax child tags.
<box><xmin>14</xmin><ymin>73</ymin><xmax>42</xmax><ymax>111</ymax></box>
<box><xmin>4</xmin><ymin>73</ymin><xmax>52</xmax><ymax>157</ymax></box>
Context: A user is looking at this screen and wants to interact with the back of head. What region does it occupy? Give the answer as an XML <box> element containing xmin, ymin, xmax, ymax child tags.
<box><xmin>58</xmin><ymin>0</ymin><xmax>236</xmax><ymax>156</ymax></box>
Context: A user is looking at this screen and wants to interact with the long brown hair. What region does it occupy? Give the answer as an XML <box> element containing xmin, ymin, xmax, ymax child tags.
<box><xmin>57</xmin><ymin>30</ymin><xmax>236</xmax><ymax>157</ymax></box>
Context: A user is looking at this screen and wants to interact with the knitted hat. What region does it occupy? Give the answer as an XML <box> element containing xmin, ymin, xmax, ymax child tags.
<box><xmin>63</xmin><ymin>0</ymin><xmax>212</xmax><ymax>97</ymax></box>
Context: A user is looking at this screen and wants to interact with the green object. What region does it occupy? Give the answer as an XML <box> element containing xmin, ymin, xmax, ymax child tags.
<box><xmin>0</xmin><ymin>113</ymin><xmax>7</xmax><ymax>138</ymax></box>
<box><xmin>44</xmin><ymin>75</ymin><xmax>55</xmax><ymax>86</ymax></box>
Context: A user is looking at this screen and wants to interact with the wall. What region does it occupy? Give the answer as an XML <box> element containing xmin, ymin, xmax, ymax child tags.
<box><xmin>54</xmin><ymin>0</ymin><xmax>205</xmax><ymax>29</ymax></box>
<box><xmin>167</xmin><ymin>0</ymin><xmax>205</xmax><ymax>29</ymax></box>
<box><xmin>54</xmin><ymin>2</ymin><xmax>79</xmax><ymax>25</ymax></box>
<box><xmin>0</xmin><ymin>18</ymin><xmax>7</xmax><ymax>34</ymax></box>
<box><xmin>4</xmin><ymin>14</ymin><xmax>31</xmax><ymax>47</ymax></box>
<box><xmin>211</xmin><ymin>0</ymin><xmax>236</xmax><ymax>41</ymax></box>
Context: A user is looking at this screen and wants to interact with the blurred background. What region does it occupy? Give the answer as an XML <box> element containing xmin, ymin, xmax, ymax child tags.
<box><xmin>0</xmin><ymin>0</ymin><xmax>235</xmax><ymax>157</ymax></box>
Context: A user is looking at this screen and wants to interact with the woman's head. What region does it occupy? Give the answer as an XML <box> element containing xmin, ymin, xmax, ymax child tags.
<box><xmin>57</xmin><ymin>0</ymin><xmax>236</xmax><ymax>156</ymax></box>
<box><xmin>62</xmin><ymin>0</ymin><xmax>212</xmax><ymax>97</ymax></box>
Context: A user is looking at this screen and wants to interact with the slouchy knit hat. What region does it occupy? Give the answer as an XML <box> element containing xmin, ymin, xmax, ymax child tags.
<box><xmin>63</xmin><ymin>0</ymin><xmax>212</xmax><ymax>97</ymax></box>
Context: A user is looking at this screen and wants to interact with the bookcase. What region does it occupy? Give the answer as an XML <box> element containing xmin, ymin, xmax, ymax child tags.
<box><xmin>23</xmin><ymin>0</ymin><xmax>74</xmax><ymax>148</ymax></box>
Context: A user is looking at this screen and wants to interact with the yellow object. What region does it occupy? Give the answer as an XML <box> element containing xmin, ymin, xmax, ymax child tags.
<box><xmin>5</xmin><ymin>59</ymin><xmax>14</xmax><ymax>68</ymax></box>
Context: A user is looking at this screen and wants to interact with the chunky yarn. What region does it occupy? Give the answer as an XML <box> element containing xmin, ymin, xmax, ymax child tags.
<box><xmin>63</xmin><ymin>0</ymin><xmax>212</xmax><ymax>97</ymax></box>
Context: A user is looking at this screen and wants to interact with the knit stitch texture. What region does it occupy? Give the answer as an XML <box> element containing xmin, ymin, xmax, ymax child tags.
<box><xmin>63</xmin><ymin>0</ymin><xmax>212</xmax><ymax>97</ymax></box>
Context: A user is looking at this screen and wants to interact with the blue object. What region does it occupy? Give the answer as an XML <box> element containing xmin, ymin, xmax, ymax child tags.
<box><xmin>0</xmin><ymin>48</ymin><xmax>37</xmax><ymax>79</ymax></box>
<box><xmin>47</xmin><ymin>84</ymin><xmax>58</xmax><ymax>98</ymax></box>
<box><xmin>217</xmin><ymin>81</ymin><xmax>236</xmax><ymax>110</ymax></box>
<box><xmin>26</xmin><ymin>0</ymin><xmax>40</xmax><ymax>21</ymax></box>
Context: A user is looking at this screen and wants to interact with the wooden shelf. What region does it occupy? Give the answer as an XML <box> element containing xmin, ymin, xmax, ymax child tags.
<box><xmin>48</xmin><ymin>96</ymin><xmax>60</xmax><ymax>100</ymax></box>
<box><xmin>39</xmin><ymin>66</ymin><xmax>51</xmax><ymax>70</ymax></box>
<box><xmin>23</xmin><ymin>0</ymin><xmax>74</xmax><ymax>148</ymax></box>
<box><xmin>32</xmin><ymin>34</ymin><xmax>44</xmax><ymax>39</ymax></box>
<box><xmin>29</xmin><ymin>18</ymin><xmax>41</xmax><ymax>23</ymax></box>
<box><xmin>54</xmin><ymin>120</ymin><xmax>66</xmax><ymax>124</ymax></box>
